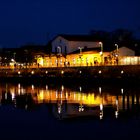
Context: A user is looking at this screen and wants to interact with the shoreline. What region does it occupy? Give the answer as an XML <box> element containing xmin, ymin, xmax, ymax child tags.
<box><xmin>0</xmin><ymin>65</ymin><xmax>140</xmax><ymax>85</ymax></box>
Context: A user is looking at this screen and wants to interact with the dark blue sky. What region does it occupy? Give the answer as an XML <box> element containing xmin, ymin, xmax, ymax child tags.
<box><xmin>0</xmin><ymin>0</ymin><xmax>140</xmax><ymax>48</ymax></box>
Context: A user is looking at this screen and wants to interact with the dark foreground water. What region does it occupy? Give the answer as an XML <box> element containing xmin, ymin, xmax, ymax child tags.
<box><xmin>0</xmin><ymin>82</ymin><xmax>140</xmax><ymax>140</ymax></box>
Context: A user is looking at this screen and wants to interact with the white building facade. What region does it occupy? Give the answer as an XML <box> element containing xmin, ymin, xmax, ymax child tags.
<box><xmin>52</xmin><ymin>35</ymin><xmax>100</xmax><ymax>55</ymax></box>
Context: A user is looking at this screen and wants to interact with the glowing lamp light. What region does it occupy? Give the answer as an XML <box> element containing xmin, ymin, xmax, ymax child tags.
<box><xmin>79</xmin><ymin>70</ymin><xmax>82</xmax><ymax>74</ymax></box>
<box><xmin>98</xmin><ymin>70</ymin><xmax>102</xmax><ymax>74</ymax></box>
<box><xmin>31</xmin><ymin>71</ymin><xmax>34</xmax><ymax>74</ymax></box>
<box><xmin>121</xmin><ymin>88</ymin><xmax>124</xmax><ymax>94</ymax></box>
<box><xmin>61</xmin><ymin>71</ymin><xmax>64</xmax><ymax>74</ymax></box>
<box><xmin>18</xmin><ymin>71</ymin><xmax>20</xmax><ymax>75</ymax></box>
<box><xmin>115</xmin><ymin>111</ymin><xmax>118</xmax><ymax>119</ymax></box>
<box><xmin>45</xmin><ymin>71</ymin><xmax>48</xmax><ymax>74</ymax></box>
<box><xmin>99</xmin><ymin>51</ymin><xmax>103</xmax><ymax>55</ymax></box>
<box><xmin>61</xmin><ymin>85</ymin><xmax>64</xmax><ymax>91</ymax></box>
<box><xmin>79</xmin><ymin>86</ymin><xmax>82</xmax><ymax>92</ymax></box>
<box><xmin>121</xmin><ymin>70</ymin><xmax>124</xmax><ymax>74</ymax></box>
<box><xmin>11</xmin><ymin>59</ymin><xmax>15</xmax><ymax>62</ymax></box>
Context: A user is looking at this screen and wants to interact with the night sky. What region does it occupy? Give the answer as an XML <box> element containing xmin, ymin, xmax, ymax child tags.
<box><xmin>0</xmin><ymin>0</ymin><xmax>140</xmax><ymax>48</ymax></box>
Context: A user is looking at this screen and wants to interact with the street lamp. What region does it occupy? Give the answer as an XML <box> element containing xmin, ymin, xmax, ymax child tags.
<box><xmin>57</xmin><ymin>46</ymin><xmax>62</xmax><ymax>67</ymax></box>
<box><xmin>99</xmin><ymin>42</ymin><xmax>103</xmax><ymax>65</ymax></box>
<box><xmin>78</xmin><ymin>47</ymin><xmax>83</xmax><ymax>54</ymax></box>
<box><xmin>115</xmin><ymin>44</ymin><xmax>119</xmax><ymax>65</ymax></box>
<box><xmin>78</xmin><ymin>47</ymin><xmax>83</xmax><ymax>66</ymax></box>
<box><xmin>115</xmin><ymin>44</ymin><xmax>119</xmax><ymax>56</ymax></box>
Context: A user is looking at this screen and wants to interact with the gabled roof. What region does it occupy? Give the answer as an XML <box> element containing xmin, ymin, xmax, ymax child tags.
<box><xmin>57</xmin><ymin>34</ymin><xmax>101</xmax><ymax>42</ymax></box>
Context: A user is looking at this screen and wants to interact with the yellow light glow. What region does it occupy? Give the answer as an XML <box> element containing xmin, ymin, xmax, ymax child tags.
<box><xmin>121</xmin><ymin>70</ymin><xmax>124</xmax><ymax>74</ymax></box>
<box><xmin>98</xmin><ymin>70</ymin><xmax>102</xmax><ymax>74</ymax></box>
<box><xmin>18</xmin><ymin>71</ymin><xmax>21</xmax><ymax>75</ymax></box>
<box><xmin>61</xmin><ymin>71</ymin><xmax>64</xmax><ymax>74</ymax></box>
<box><xmin>31</xmin><ymin>71</ymin><xmax>34</xmax><ymax>74</ymax></box>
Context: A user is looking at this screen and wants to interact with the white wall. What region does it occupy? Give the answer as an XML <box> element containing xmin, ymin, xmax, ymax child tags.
<box><xmin>52</xmin><ymin>36</ymin><xmax>100</xmax><ymax>54</ymax></box>
<box><xmin>52</xmin><ymin>36</ymin><xmax>69</xmax><ymax>54</ymax></box>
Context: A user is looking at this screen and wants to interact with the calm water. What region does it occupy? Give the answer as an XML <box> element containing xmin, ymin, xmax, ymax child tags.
<box><xmin>0</xmin><ymin>82</ymin><xmax>140</xmax><ymax>140</ymax></box>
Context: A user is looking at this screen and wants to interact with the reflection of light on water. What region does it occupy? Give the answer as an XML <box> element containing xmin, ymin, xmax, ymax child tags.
<box><xmin>25</xmin><ymin>104</ymin><xmax>28</xmax><ymax>110</ymax></box>
<box><xmin>100</xmin><ymin>111</ymin><xmax>103</xmax><ymax>120</ymax></box>
<box><xmin>55</xmin><ymin>91</ymin><xmax>58</xmax><ymax>98</ymax></box>
<box><xmin>121</xmin><ymin>88</ymin><xmax>124</xmax><ymax>94</ymax></box>
<box><xmin>38</xmin><ymin>90</ymin><xmax>44</xmax><ymax>101</ymax></box>
<box><xmin>21</xmin><ymin>88</ymin><xmax>25</xmax><ymax>94</ymax></box>
<box><xmin>11</xmin><ymin>93</ymin><xmax>15</xmax><ymax>101</ymax></box>
<box><xmin>58</xmin><ymin>104</ymin><xmax>62</xmax><ymax>114</ymax></box>
<box><xmin>65</xmin><ymin>92</ymin><xmax>68</xmax><ymax>99</ymax></box>
<box><xmin>18</xmin><ymin>83</ymin><xmax>20</xmax><ymax>89</ymax></box>
<box><xmin>100</xmin><ymin>103</ymin><xmax>103</xmax><ymax>120</ymax></box>
<box><xmin>18</xmin><ymin>89</ymin><xmax>20</xmax><ymax>95</ymax></box>
<box><xmin>18</xmin><ymin>83</ymin><xmax>21</xmax><ymax>95</ymax></box>
<box><xmin>115</xmin><ymin>111</ymin><xmax>118</xmax><ymax>118</ymax></box>
<box><xmin>100</xmin><ymin>103</ymin><xmax>103</xmax><ymax>111</ymax></box>
<box><xmin>2</xmin><ymin>84</ymin><xmax>140</xmax><ymax>120</ymax></box>
<box><xmin>116</xmin><ymin>99</ymin><xmax>118</xmax><ymax>105</ymax></box>
<box><xmin>46</xmin><ymin>85</ymin><xmax>48</xmax><ymax>90</ymax></box>
<box><xmin>5</xmin><ymin>93</ymin><xmax>7</xmax><ymax>99</ymax></box>
<box><xmin>99</xmin><ymin>87</ymin><xmax>102</xmax><ymax>94</ymax></box>
<box><xmin>61</xmin><ymin>85</ymin><xmax>64</xmax><ymax>91</ymax></box>
<box><xmin>60</xmin><ymin>92</ymin><xmax>63</xmax><ymax>99</ymax></box>
<box><xmin>31</xmin><ymin>85</ymin><xmax>34</xmax><ymax>90</ymax></box>
<box><xmin>79</xmin><ymin>87</ymin><xmax>82</xmax><ymax>92</ymax></box>
<box><xmin>79</xmin><ymin>105</ymin><xmax>84</xmax><ymax>112</ymax></box>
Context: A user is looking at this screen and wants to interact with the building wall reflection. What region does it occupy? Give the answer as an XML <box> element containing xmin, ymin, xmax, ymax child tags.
<box><xmin>0</xmin><ymin>83</ymin><xmax>140</xmax><ymax>119</ymax></box>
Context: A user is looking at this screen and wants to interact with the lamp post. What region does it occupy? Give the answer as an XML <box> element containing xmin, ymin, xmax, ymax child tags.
<box><xmin>115</xmin><ymin>44</ymin><xmax>118</xmax><ymax>55</ymax></box>
<box><xmin>78</xmin><ymin>47</ymin><xmax>83</xmax><ymax>54</ymax></box>
<box><xmin>99</xmin><ymin>42</ymin><xmax>103</xmax><ymax>65</ymax></box>
<box><xmin>115</xmin><ymin>44</ymin><xmax>119</xmax><ymax>65</ymax></box>
<box><xmin>57</xmin><ymin>46</ymin><xmax>62</xmax><ymax>67</ymax></box>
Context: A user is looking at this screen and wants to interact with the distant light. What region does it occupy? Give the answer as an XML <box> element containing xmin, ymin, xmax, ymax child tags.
<box><xmin>11</xmin><ymin>93</ymin><xmax>15</xmax><ymax>101</ymax></box>
<box><xmin>99</xmin><ymin>70</ymin><xmax>102</xmax><ymax>74</ymax></box>
<box><xmin>79</xmin><ymin>105</ymin><xmax>84</xmax><ymax>112</ymax></box>
<box><xmin>100</xmin><ymin>104</ymin><xmax>103</xmax><ymax>111</ymax></box>
<box><xmin>55</xmin><ymin>91</ymin><xmax>58</xmax><ymax>98</ymax></box>
<box><xmin>18</xmin><ymin>71</ymin><xmax>21</xmax><ymax>75</ymax></box>
<box><xmin>31</xmin><ymin>85</ymin><xmax>34</xmax><ymax>90</ymax></box>
<box><xmin>18</xmin><ymin>83</ymin><xmax>21</xmax><ymax>89</ymax></box>
<box><xmin>61</xmin><ymin>71</ymin><xmax>64</xmax><ymax>74</ymax></box>
<box><xmin>46</xmin><ymin>85</ymin><xmax>48</xmax><ymax>90</ymax></box>
<box><xmin>115</xmin><ymin>111</ymin><xmax>118</xmax><ymax>119</ymax></box>
<box><xmin>121</xmin><ymin>88</ymin><xmax>124</xmax><ymax>94</ymax></box>
<box><xmin>45</xmin><ymin>71</ymin><xmax>48</xmax><ymax>74</ymax></box>
<box><xmin>79</xmin><ymin>86</ymin><xmax>82</xmax><ymax>92</ymax></box>
<box><xmin>79</xmin><ymin>70</ymin><xmax>82</xmax><ymax>74</ymax></box>
<box><xmin>116</xmin><ymin>99</ymin><xmax>118</xmax><ymax>105</ymax></box>
<box><xmin>99</xmin><ymin>42</ymin><xmax>102</xmax><ymax>45</ymax></box>
<box><xmin>25</xmin><ymin>104</ymin><xmax>28</xmax><ymax>110</ymax></box>
<box><xmin>121</xmin><ymin>70</ymin><xmax>124</xmax><ymax>74</ymax></box>
<box><xmin>58</xmin><ymin>106</ymin><xmax>61</xmax><ymax>114</ymax></box>
<box><xmin>11</xmin><ymin>59</ymin><xmax>15</xmax><ymax>62</ymax></box>
<box><xmin>60</xmin><ymin>92</ymin><xmax>63</xmax><ymax>98</ymax></box>
<box><xmin>61</xmin><ymin>85</ymin><xmax>64</xmax><ymax>91</ymax></box>
<box><xmin>31</xmin><ymin>71</ymin><xmax>34</xmax><ymax>74</ymax></box>
<box><xmin>99</xmin><ymin>51</ymin><xmax>103</xmax><ymax>55</ymax></box>
<box><xmin>99</xmin><ymin>87</ymin><xmax>102</xmax><ymax>94</ymax></box>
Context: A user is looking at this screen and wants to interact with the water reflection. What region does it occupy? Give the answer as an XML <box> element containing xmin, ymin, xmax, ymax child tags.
<box><xmin>0</xmin><ymin>83</ymin><xmax>140</xmax><ymax>120</ymax></box>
